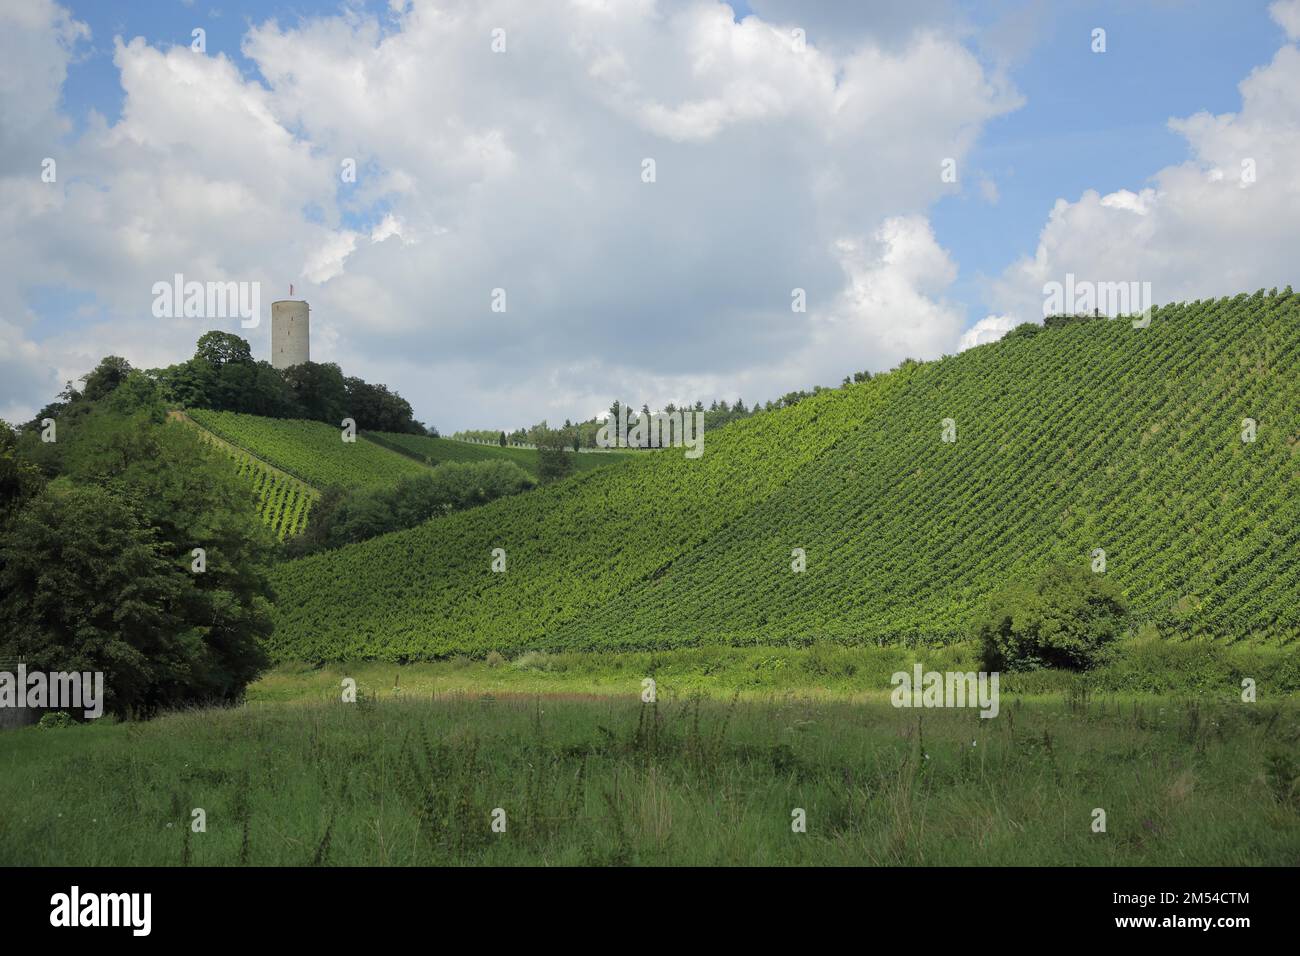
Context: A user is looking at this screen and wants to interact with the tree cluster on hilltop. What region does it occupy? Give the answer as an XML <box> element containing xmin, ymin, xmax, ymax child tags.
<box><xmin>145</xmin><ymin>331</ymin><xmax>426</xmax><ymax>434</ymax></box>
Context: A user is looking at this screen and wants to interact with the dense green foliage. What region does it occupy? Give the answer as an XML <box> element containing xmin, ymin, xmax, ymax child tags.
<box><xmin>153</xmin><ymin>335</ymin><xmax>299</xmax><ymax>419</ymax></box>
<box><xmin>189</xmin><ymin>409</ymin><xmax>430</xmax><ymax>490</ymax></box>
<box><xmin>0</xmin><ymin>422</ymin><xmax>43</xmax><ymax>525</ymax></box>
<box><xmin>0</xmin><ymin>375</ymin><xmax>275</xmax><ymax>715</ymax></box>
<box><xmin>285</xmin><ymin>460</ymin><xmax>536</xmax><ymax>557</ymax></box>
<box><xmin>269</xmin><ymin>292</ymin><xmax>1300</xmax><ymax>661</ymax></box>
<box><xmin>975</xmin><ymin>563</ymin><xmax>1129</xmax><ymax>670</ymax></box>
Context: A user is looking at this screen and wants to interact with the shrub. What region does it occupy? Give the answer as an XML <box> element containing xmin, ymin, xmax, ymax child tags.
<box><xmin>37</xmin><ymin>711</ymin><xmax>76</xmax><ymax>730</ymax></box>
<box><xmin>485</xmin><ymin>651</ymin><xmax>505</xmax><ymax>668</ymax></box>
<box><xmin>976</xmin><ymin>562</ymin><xmax>1128</xmax><ymax>671</ymax></box>
<box><xmin>511</xmin><ymin>651</ymin><xmax>552</xmax><ymax>672</ymax></box>
<box><xmin>535</xmin><ymin>430</ymin><xmax>574</xmax><ymax>484</ymax></box>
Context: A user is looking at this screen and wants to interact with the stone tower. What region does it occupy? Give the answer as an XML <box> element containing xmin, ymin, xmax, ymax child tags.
<box><xmin>270</xmin><ymin>299</ymin><xmax>310</xmax><ymax>370</ymax></box>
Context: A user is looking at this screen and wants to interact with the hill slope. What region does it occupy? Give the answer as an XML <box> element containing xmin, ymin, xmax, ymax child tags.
<box><xmin>173</xmin><ymin>411</ymin><xmax>319</xmax><ymax>539</ymax></box>
<box><xmin>267</xmin><ymin>292</ymin><xmax>1300</xmax><ymax>661</ymax></box>
<box><xmin>365</xmin><ymin>431</ymin><xmax>635</xmax><ymax>477</ymax></box>
<box><xmin>188</xmin><ymin>409</ymin><xmax>430</xmax><ymax>490</ymax></box>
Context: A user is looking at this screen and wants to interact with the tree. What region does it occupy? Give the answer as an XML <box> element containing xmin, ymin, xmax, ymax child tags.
<box><xmin>282</xmin><ymin>361</ymin><xmax>348</xmax><ymax>424</ymax></box>
<box><xmin>0</xmin><ymin>484</ymin><xmax>190</xmax><ymax>716</ymax></box>
<box><xmin>195</xmin><ymin>331</ymin><xmax>253</xmax><ymax>368</ymax></box>
<box><xmin>1002</xmin><ymin>322</ymin><xmax>1042</xmax><ymax>342</ymax></box>
<box><xmin>2</xmin><ymin>402</ymin><xmax>277</xmax><ymax>714</ymax></box>
<box><xmin>152</xmin><ymin>333</ymin><xmax>295</xmax><ymax>417</ymax></box>
<box><xmin>536</xmin><ymin>428</ymin><xmax>574</xmax><ymax>483</ymax></box>
<box><xmin>975</xmin><ymin>562</ymin><xmax>1129</xmax><ymax>671</ymax></box>
<box><xmin>0</xmin><ymin>421</ymin><xmax>43</xmax><ymax>526</ymax></box>
<box><xmin>344</xmin><ymin>376</ymin><xmax>421</xmax><ymax>433</ymax></box>
<box><xmin>526</xmin><ymin>420</ymin><xmax>550</xmax><ymax>445</ymax></box>
<box><xmin>498</xmin><ymin>431</ymin><xmax>507</xmax><ymax>447</ymax></box>
<box><xmin>151</xmin><ymin>357</ymin><xmax>217</xmax><ymax>410</ymax></box>
<box><xmin>80</xmin><ymin>356</ymin><xmax>133</xmax><ymax>403</ymax></box>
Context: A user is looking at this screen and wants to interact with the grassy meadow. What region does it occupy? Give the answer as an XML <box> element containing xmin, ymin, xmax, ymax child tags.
<box><xmin>3</xmin><ymin>643</ymin><xmax>1297</xmax><ymax>867</ymax></box>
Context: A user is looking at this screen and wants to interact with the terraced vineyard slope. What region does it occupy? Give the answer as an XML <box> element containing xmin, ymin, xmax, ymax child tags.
<box><xmin>366</xmin><ymin>431</ymin><xmax>636</xmax><ymax>477</ymax></box>
<box><xmin>229</xmin><ymin>452</ymin><xmax>316</xmax><ymax>539</ymax></box>
<box><xmin>268</xmin><ymin>292</ymin><xmax>1300</xmax><ymax>661</ymax></box>
<box><xmin>188</xmin><ymin>409</ymin><xmax>430</xmax><ymax>490</ymax></box>
<box><xmin>174</xmin><ymin>411</ymin><xmax>319</xmax><ymax>538</ymax></box>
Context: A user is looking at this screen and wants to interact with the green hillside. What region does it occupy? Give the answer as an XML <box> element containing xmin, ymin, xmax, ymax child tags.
<box><xmin>228</xmin><ymin>451</ymin><xmax>316</xmax><ymax>539</ymax></box>
<box><xmin>366</xmin><ymin>431</ymin><xmax>635</xmax><ymax>477</ymax></box>
<box><xmin>268</xmin><ymin>292</ymin><xmax>1300</xmax><ymax>661</ymax></box>
<box><xmin>188</xmin><ymin>409</ymin><xmax>430</xmax><ymax>490</ymax></box>
<box><xmin>175</xmin><ymin>412</ymin><xmax>319</xmax><ymax>538</ymax></box>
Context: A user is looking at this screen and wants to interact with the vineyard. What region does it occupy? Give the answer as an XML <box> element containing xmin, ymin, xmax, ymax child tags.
<box><xmin>188</xmin><ymin>409</ymin><xmax>430</xmax><ymax>491</ymax></box>
<box><xmin>266</xmin><ymin>292</ymin><xmax>1300</xmax><ymax>662</ymax></box>
<box><xmin>176</xmin><ymin>411</ymin><xmax>319</xmax><ymax>539</ymax></box>
<box><xmin>228</xmin><ymin>452</ymin><xmax>316</xmax><ymax>539</ymax></box>
<box><xmin>366</xmin><ymin>431</ymin><xmax>635</xmax><ymax>476</ymax></box>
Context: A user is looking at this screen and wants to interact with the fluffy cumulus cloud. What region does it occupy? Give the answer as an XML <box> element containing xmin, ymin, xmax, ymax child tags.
<box><xmin>957</xmin><ymin>314</ymin><xmax>1018</xmax><ymax>351</ymax></box>
<box><xmin>0</xmin><ymin>0</ymin><xmax>1023</xmax><ymax>429</ymax></box>
<box><xmin>982</xmin><ymin>0</ymin><xmax>1300</xmax><ymax>335</ymax></box>
<box><xmin>1271</xmin><ymin>0</ymin><xmax>1300</xmax><ymax>42</ymax></box>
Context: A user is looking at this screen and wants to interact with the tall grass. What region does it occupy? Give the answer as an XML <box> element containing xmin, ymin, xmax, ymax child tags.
<box><xmin>1</xmin><ymin>692</ymin><xmax>1296</xmax><ymax>866</ymax></box>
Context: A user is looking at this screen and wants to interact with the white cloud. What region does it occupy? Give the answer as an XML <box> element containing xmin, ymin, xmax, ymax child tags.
<box><xmin>817</xmin><ymin>216</ymin><xmax>966</xmax><ymax>366</ymax></box>
<box><xmin>1</xmin><ymin>0</ymin><xmax>1021</xmax><ymax>430</ymax></box>
<box><xmin>958</xmin><ymin>314</ymin><xmax>1018</xmax><ymax>351</ymax></box>
<box><xmin>988</xmin><ymin>30</ymin><xmax>1300</xmax><ymax>326</ymax></box>
<box><xmin>1271</xmin><ymin>0</ymin><xmax>1300</xmax><ymax>41</ymax></box>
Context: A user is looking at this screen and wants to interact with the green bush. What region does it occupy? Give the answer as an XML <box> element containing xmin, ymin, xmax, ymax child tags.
<box><xmin>512</xmin><ymin>651</ymin><xmax>553</xmax><ymax>672</ymax></box>
<box><xmin>976</xmin><ymin>562</ymin><xmax>1129</xmax><ymax>671</ymax></box>
<box><xmin>36</xmin><ymin>711</ymin><xmax>76</xmax><ymax>730</ymax></box>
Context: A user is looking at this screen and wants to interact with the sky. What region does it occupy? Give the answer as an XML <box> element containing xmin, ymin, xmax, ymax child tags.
<box><xmin>2</xmin><ymin>0</ymin><xmax>1299</xmax><ymax>432</ymax></box>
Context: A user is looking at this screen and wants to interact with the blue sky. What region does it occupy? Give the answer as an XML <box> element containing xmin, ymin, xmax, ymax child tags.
<box><xmin>5</xmin><ymin>0</ymin><xmax>1299</xmax><ymax>429</ymax></box>
<box><xmin>937</xmin><ymin>0</ymin><xmax>1286</xmax><ymax>313</ymax></box>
